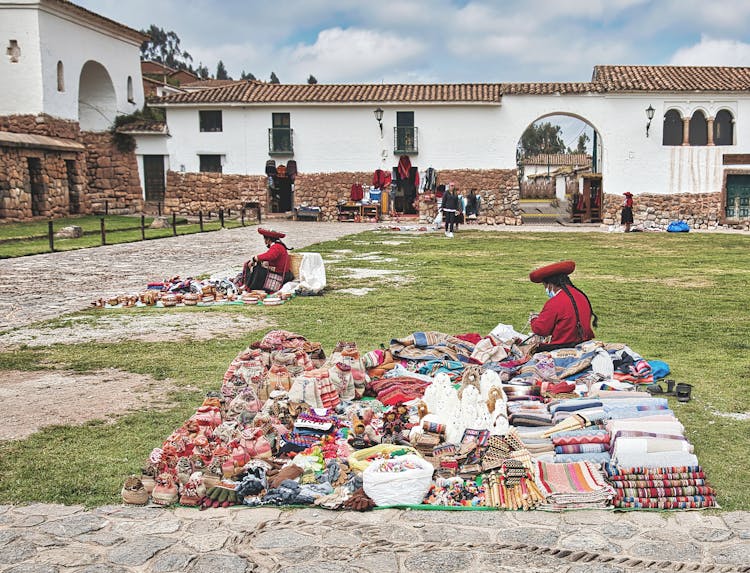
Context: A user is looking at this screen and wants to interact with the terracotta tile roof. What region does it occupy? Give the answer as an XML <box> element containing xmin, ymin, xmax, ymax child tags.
<box><xmin>523</xmin><ymin>153</ymin><xmax>591</xmax><ymax>167</ymax></box>
<box><xmin>592</xmin><ymin>65</ymin><xmax>750</xmax><ymax>92</ymax></box>
<box><xmin>150</xmin><ymin>65</ymin><xmax>750</xmax><ymax>107</ymax></box>
<box><xmin>180</xmin><ymin>79</ymin><xmax>251</xmax><ymax>90</ymax></box>
<box><xmin>500</xmin><ymin>82</ymin><xmax>599</xmax><ymax>95</ymax></box>
<box><xmin>116</xmin><ymin>121</ymin><xmax>168</xmax><ymax>134</ymax></box>
<box><xmin>155</xmin><ymin>82</ymin><xmax>504</xmax><ymax>105</ymax></box>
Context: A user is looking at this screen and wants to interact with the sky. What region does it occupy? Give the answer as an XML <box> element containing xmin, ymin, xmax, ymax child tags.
<box><xmin>77</xmin><ymin>0</ymin><xmax>750</xmax><ymax>85</ymax></box>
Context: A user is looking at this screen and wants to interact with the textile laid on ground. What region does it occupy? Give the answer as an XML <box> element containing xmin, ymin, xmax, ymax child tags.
<box><xmin>123</xmin><ymin>328</ymin><xmax>717</xmax><ymax>512</ymax></box>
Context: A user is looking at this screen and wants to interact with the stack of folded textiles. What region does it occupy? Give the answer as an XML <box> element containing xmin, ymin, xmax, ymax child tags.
<box><xmin>535</xmin><ymin>460</ymin><xmax>615</xmax><ymax>510</ymax></box>
<box><xmin>605</xmin><ymin>464</ymin><xmax>718</xmax><ymax>509</ymax></box>
<box><xmin>548</xmin><ymin>398</ymin><xmax>606</xmax><ymax>425</ymax></box>
<box><xmin>602</xmin><ymin>396</ymin><xmax>672</xmax><ymax>419</ymax></box>
<box><xmin>607</xmin><ymin>416</ymin><xmax>698</xmax><ymax>468</ymax></box>
<box><xmin>368</xmin><ymin>376</ymin><xmax>431</xmax><ymax>405</ymax></box>
<box><xmin>507</xmin><ymin>400</ymin><xmax>552</xmax><ymax>427</ymax></box>
<box><xmin>514</xmin><ymin>427</ymin><xmax>554</xmax><ymax>458</ymax></box>
<box><xmin>551</xmin><ymin>427</ymin><xmax>611</xmax><ymax>464</ymax></box>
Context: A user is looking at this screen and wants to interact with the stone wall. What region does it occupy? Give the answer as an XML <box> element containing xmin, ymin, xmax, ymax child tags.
<box><xmin>295</xmin><ymin>171</ymin><xmax>371</xmax><ymax>221</ymax></box>
<box><xmin>0</xmin><ymin>114</ymin><xmax>143</xmax><ymax>220</ymax></box>
<box><xmin>0</xmin><ymin>114</ymin><xmax>79</xmax><ymax>139</ymax></box>
<box><xmin>0</xmin><ymin>146</ymin><xmax>84</xmax><ymax>220</ymax></box>
<box><xmin>79</xmin><ymin>132</ymin><xmax>143</xmax><ymax>214</ymax></box>
<box><xmin>164</xmin><ymin>171</ymin><xmax>268</xmax><ymax>214</ymax></box>
<box><xmin>418</xmin><ymin>169</ymin><xmax>523</xmax><ymax>225</ymax></box>
<box><xmin>602</xmin><ymin>192</ymin><xmax>723</xmax><ymax>230</ymax></box>
<box><xmin>160</xmin><ymin>168</ymin><xmax>525</xmax><ymax>224</ymax></box>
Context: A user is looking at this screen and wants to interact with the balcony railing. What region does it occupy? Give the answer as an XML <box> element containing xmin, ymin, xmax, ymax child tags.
<box><xmin>268</xmin><ymin>128</ymin><xmax>294</xmax><ymax>155</ymax></box>
<box><xmin>394</xmin><ymin>126</ymin><xmax>418</xmax><ymax>154</ymax></box>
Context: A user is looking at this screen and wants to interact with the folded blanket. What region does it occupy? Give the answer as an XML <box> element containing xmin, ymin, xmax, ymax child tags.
<box><xmin>554</xmin><ymin>452</ymin><xmax>612</xmax><ymax>464</ymax></box>
<box><xmin>613</xmin><ymin>497</ymin><xmax>717</xmax><ymax>509</ymax></box>
<box><xmin>612</xmin><ymin>451</ymin><xmax>699</xmax><ymax>468</ymax></box>
<box><xmin>553</xmin><ymin>433</ymin><xmax>610</xmax><ymax>447</ymax></box>
<box><xmin>555</xmin><ymin>443</ymin><xmax>608</xmax><ymax>454</ymax></box>
<box><xmin>616</xmin><ymin>486</ymin><xmax>715</xmax><ymax>497</ymax></box>
<box><xmin>536</xmin><ymin>460</ymin><xmax>614</xmax><ymax>508</ymax></box>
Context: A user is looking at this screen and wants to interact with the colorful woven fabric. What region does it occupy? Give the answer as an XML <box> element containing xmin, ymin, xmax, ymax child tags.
<box><xmin>555</xmin><ymin>443</ymin><xmax>608</xmax><ymax>454</ymax></box>
<box><xmin>613</xmin><ymin>498</ymin><xmax>717</xmax><ymax>509</ymax></box>
<box><xmin>552</xmin><ymin>432</ymin><xmax>610</xmax><ymax>447</ymax></box>
<box><xmin>536</xmin><ymin>460</ymin><xmax>614</xmax><ymax>509</ymax></box>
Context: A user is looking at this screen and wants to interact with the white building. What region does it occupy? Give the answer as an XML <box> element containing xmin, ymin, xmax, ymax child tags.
<box><xmin>0</xmin><ymin>0</ymin><xmax>145</xmax><ymax>129</ymax></box>
<box><xmin>142</xmin><ymin>68</ymin><xmax>749</xmax><ymax>227</ymax></box>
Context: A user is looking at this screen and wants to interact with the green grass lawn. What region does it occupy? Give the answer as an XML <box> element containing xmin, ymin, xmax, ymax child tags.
<box><xmin>0</xmin><ymin>229</ymin><xmax>748</xmax><ymax>509</ymax></box>
<box><xmin>0</xmin><ymin>214</ymin><xmax>246</xmax><ymax>258</ymax></box>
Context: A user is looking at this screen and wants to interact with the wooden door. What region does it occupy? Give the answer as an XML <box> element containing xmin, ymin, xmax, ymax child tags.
<box><xmin>143</xmin><ymin>155</ymin><xmax>165</xmax><ymax>202</ymax></box>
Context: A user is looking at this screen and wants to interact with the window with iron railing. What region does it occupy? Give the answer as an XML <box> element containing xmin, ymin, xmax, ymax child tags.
<box><xmin>268</xmin><ymin>127</ymin><xmax>293</xmax><ymax>154</ymax></box>
<box><xmin>269</xmin><ymin>113</ymin><xmax>293</xmax><ymax>154</ymax></box>
<box><xmin>394</xmin><ymin>126</ymin><xmax>418</xmax><ymax>154</ymax></box>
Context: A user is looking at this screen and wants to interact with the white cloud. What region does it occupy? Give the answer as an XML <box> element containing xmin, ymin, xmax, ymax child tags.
<box><xmin>283</xmin><ymin>27</ymin><xmax>427</xmax><ymax>83</ymax></box>
<box><xmin>669</xmin><ymin>35</ymin><xmax>750</xmax><ymax>66</ymax></box>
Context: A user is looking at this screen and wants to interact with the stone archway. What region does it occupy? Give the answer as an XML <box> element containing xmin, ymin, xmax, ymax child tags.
<box><xmin>78</xmin><ymin>60</ymin><xmax>116</xmax><ymax>131</ymax></box>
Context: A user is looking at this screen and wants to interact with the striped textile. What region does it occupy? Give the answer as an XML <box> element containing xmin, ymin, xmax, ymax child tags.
<box><xmin>555</xmin><ymin>443</ymin><xmax>608</xmax><ymax>454</ymax></box>
<box><xmin>536</xmin><ymin>460</ymin><xmax>614</xmax><ymax>509</ymax></box>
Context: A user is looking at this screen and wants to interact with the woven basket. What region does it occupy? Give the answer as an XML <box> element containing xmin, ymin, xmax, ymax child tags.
<box><xmin>289</xmin><ymin>252</ymin><xmax>303</xmax><ymax>279</ymax></box>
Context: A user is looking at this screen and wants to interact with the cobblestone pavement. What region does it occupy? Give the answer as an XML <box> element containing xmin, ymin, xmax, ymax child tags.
<box><xmin>1</xmin><ymin>221</ymin><xmax>749</xmax><ymax>571</ymax></box>
<box><xmin>0</xmin><ymin>503</ymin><xmax>749</xmax><ymax>573</ymax></box>
<box><xmin>0</xmin><ymin>221</ymin><xmax>379</xmax><ymax>332</ymax></box>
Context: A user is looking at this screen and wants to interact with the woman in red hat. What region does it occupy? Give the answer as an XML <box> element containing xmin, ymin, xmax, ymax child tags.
<box><xmin>242</xmin><ymin>228</ymin><xmax>293</xmax><ymax>292</ymax></box>
<box><xmin>621</xmin><ymin>192</ymin><xmax>634</xmax><ymax>232</ymax></box>
<box><xmin>528</xmin><ymin>260</ymin><xmax>598</xmax><ymax>351</ymax></box>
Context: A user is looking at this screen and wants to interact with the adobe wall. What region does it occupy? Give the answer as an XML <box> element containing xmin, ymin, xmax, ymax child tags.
<box><xmin>0</xmin><ymin>114</ymin><xmax>79</xmax><ymax>139</ymax></box>
<box><xmin>602</xmin><ymin>192</ymin><xmax>725</xmax><ymax>230</ymax></box>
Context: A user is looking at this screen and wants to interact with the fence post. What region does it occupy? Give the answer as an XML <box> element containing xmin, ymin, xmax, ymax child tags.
<box><xmin>158</xmin><ymin>202</ymin><xmax>162</xmax><ymax>216</ymax></box>
<box><xmin>219</xmin><ymin>208</ymin><xmax>225</xmax><ymax>228</ymax></box>
<box><xmin>100</xmin><ymin>217</ymin><xmax>106</xmax><ymax>245</ymax></box>
<box><xmin>227</xmin><ymin>208</ymin><xmax>231</xmax><ymax>218</ymax></box>
<box><xmin>105</xmin><ymin>200</ymin><xmax>109</xmax><ymax>215</ymax></box>
<box><xmin>48</xmin><ymin>220</ymin><xmax>54</xmax><ymax>252</ymax></box>
<box><xmin>241</xmin><ymin>208</ymin><xmax>245</xmax><ymax>227</ymax></box>
<box><xmin>257</xmin><ymin>205</ymin><xmax>262</xmax><ymax>224</ymax></box>
<box><xmin>172</xmin><ymin>213</ymin><xmax>177</xmax><ymax>236</ymax></box>
<box><xmin>199</xmin><ymin>210</ymin><xmax>204</xmax><ymax>232</ymax></box>
<box><xmin>140</xmin><ymin>215</ymin><xmax>146</xmax><ymax>240</ymax></box>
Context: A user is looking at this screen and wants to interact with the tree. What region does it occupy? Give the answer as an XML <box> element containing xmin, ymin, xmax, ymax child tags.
<box><xmin>520</xmin><ymin>122</ymin><xmax>566</xmax><ymax>156</ymax></box>
<box><xmin>216</xmin><ymin>60</ymin><xmax>230</xmax><ymax>80</ymax></box>
<box><xmin>195</xmin><ymin>63</ymin><xmax>210</xmax><ymax>80</ymax></box>
<box><xmin>240</xmin><ymin>70</ymin><xmax>256</xmax><ymax>81</ymax></box>
<box><xmin>307</xmin><ymin>74</ymin><xmax>318</xmax><ymax>85</ymax></box>
<box><xmin>140</xmin><ymin>25</ymin><xmax>193</xmax><ymax>71</ymax></box>
<box><xmin>576</xmin><ymin>132</ymin><xmax>590</xmax><ymax>154</ymax></box>
<box><xmin>269</xmin><ymin>71</ymin><xmax>280</xmax><ymax>84</ymax></box>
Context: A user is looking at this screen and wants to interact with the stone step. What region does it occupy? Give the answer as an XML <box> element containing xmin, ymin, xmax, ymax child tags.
<box><xmin>521</xmin><ymin>213</ymin><xmax>565</xmax><ymax>225</ymax></box>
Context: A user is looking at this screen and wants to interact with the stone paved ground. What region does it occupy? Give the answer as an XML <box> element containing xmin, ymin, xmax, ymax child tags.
<box><xmin>1</xmin><ymin>221</ymin><xmax>749</xmax><ymax>572</ymax></box>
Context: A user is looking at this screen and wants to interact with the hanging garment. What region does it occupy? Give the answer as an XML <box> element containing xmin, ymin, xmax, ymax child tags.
<box><xmin>286</xmin><ymin>160</ymin><xmax>297</xmax><ymax>182</ymax></box>
<box><xmin>424</xmin><ymin>167</ymin><xmax>437</xmax><ymax>192</ymax></box>
<box><xmin>265</xmin><ymin>160</ymin><xmax>277</xmax><ymax>177</ymax></box>
<box><xmin>398</xmin><ymin>155</ymin><xmax>411</xmax><ymax>180</ymax></box>
<box><xmin>350</xmin><ymin>184</ymin><xmax>364</xmax><ymax>201</ymax></box>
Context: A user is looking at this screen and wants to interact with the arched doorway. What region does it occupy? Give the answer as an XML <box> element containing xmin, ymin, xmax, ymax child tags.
<box><xmin>78</xmin><ymin>60</ymin><xmax>116</xmax><ymax>131</ymax></box>
<box><xmin>516</xmin><ymin>113</ymin><xmax>603</xmax><ymax>224</ymax></box>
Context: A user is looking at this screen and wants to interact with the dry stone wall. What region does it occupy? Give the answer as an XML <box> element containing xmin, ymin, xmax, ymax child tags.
<box><xmin>602</xmin><ymin>192</ymin><xmax>725</xmax><ymax>230</ymax></box>
<box><xmin>295</xmin><ymin>171</ymin><xmax>371</xmax><ymax>221</ymax></box>
<box><xmin>419</xmin><ymin>168</ymin><xmax>523</xmax><ymax>225</ymax></box>
<box><xmin>0</xmin><ymin>115</ymin><xmax>143</xmax><ymax>220</ymax></box>
<box><xmin>164</xmin><ymin>171</ymin><xmax>268</xmax><ymax>214</ymax></box>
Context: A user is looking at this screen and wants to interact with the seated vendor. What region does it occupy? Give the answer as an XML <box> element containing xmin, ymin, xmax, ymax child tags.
<box><xmin>243</xmin><ymin>227</ymin><xmax>293</xmax><ymax>292</ymax></box>
<box><xmin>528</xmin><ymin>260</ymin><xmax>598</xmax><ymax>351</ymax></box>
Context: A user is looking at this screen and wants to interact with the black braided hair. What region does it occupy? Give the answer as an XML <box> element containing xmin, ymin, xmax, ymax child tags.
<box><xmin>546</xmin><ymin>274</ymin><xmax>599</xmax><ymax>328</ymax></box>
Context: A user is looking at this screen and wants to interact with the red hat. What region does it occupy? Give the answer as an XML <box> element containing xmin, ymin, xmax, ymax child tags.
<box><xmin>623</xmin><ymin>192</ymin><xmax>633</xmax><ymax>197</ymax></box>
<box><xmin>529</xmin><ymin>260</ymin><xmax>575</xmax><ymax>283</ymax></box>
<box><xmin>257</xmin><ymin>227</ymin><xmax>285</xmax><ymax>239</ymax></box>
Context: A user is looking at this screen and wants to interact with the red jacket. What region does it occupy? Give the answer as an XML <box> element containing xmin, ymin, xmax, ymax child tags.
<box><xmin>256</xmin><ymin>241</ymin><xmax>290</xmax><ymax>274</ymax></box>
<box><xmin>531</xmin><ymin>287</ymin><xmax>595</xmax><ymax>346</ymax></box>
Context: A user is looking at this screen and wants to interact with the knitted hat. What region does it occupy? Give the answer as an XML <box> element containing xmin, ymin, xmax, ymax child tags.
<box><xmin>529</xmin><ymin>260</ymin><xmax>575</xmax><ymax>283</ymax></box>
<box><xmin>258</xmin><ymin>227</ymin><xmax>285</xmax><ymax>239</ymax></box>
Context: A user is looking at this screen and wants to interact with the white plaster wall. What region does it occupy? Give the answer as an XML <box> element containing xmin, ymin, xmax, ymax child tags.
<box><xmin>0</xmin><ymin>4</ymin><xmax>44</xmax><ymax>115</ymax></box>
<box><xmin>159</xmin><ymin>91</ymin><xmax>748</xmax><ymax>197</ymax></box>
<box><xmin>38</xmin><ymin>8</ymin><xmax>143</xmax><ymax>123</ymax></box>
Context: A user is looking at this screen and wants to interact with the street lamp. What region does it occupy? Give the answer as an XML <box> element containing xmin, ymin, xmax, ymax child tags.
<box><xmin>374</xmin><ymin>107</ymin><xmax>384</xmax><ymax>137</ymax></box>
<box><xmin>645</xmin><ymin>105</ymin><xmax>655</xmax><ymax>137</ymax></box>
